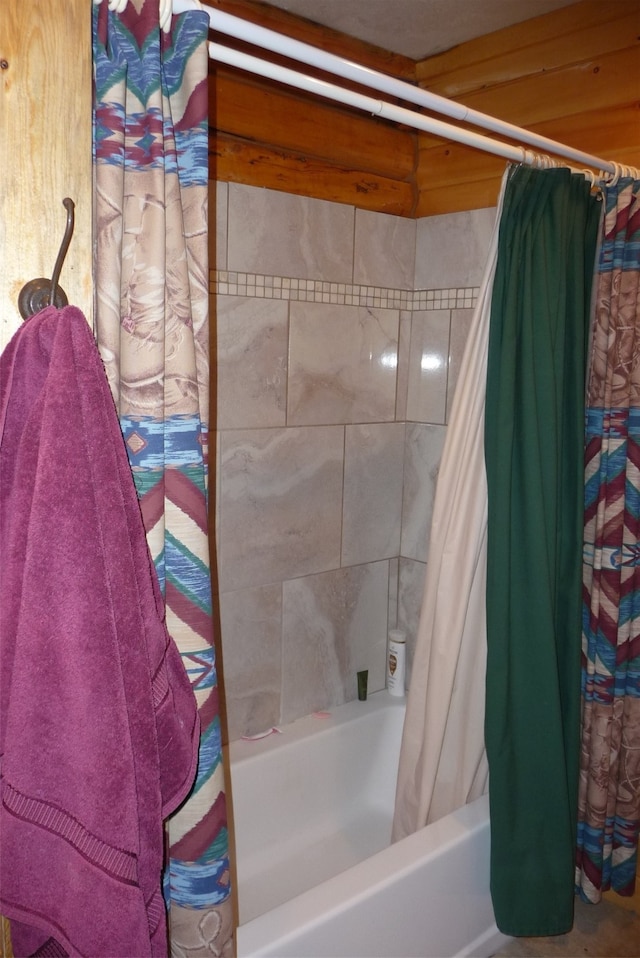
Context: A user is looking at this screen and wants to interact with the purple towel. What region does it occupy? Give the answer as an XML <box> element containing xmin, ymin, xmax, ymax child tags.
<box><xmin>0</xmin><ymin>306</ymin><xmax>199</xmax><ymax>957</ymax></box>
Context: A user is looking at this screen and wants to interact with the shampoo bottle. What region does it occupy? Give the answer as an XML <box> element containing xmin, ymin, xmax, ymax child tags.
<box><xmin>387</xmin><ymin>629</ymin><xmax>406</xmax><ymax>697</ymax></box>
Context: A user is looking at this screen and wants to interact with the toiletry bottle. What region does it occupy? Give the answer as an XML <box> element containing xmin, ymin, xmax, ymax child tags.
<box><xmin>387</xmin><ymin>629</ymin><xmax>406</xmax><ymax>697</ymax></box>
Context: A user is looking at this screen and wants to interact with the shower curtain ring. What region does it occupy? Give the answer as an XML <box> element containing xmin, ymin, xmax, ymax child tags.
<box><xmin>605</xmin><ymin>162</ymin><xmax>622</xmax><ymax>187</ymax></box>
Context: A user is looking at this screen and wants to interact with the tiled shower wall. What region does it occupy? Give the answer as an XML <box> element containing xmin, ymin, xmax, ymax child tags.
<box><xmin>212</xmin><ymin>182</ymin><xmax>495</xmax><ymax>741</ymax></box>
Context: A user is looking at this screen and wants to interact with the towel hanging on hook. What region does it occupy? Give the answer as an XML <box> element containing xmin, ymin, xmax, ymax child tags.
<box><xmin>18</xmin><ymin>198</ymin><xmax>75</xmax><ymax>320</ymax></box>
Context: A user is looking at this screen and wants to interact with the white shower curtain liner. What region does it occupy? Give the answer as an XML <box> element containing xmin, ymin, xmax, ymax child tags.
<box><xmin>392</xmin><ymin>168</ymin><xmax>509</xmax><ymax>839</ymax></box>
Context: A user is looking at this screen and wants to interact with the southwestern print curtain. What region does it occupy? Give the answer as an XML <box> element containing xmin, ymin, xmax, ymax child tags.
<box><xmin>484</xmin><ymin>165</ymin><xmax>600</xmax><ymax>937</ymax></box>
<box><xmin>93</xmin><ymin>3</ymin><xmax>233</xmax><ymax>955</ymax></box>
<box><xmin>577</xmin><ymin>176</ymin><xmax>640</xmax><ymax>904</ymax></box>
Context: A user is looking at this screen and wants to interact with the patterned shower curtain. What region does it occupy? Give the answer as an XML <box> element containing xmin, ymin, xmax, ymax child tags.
<box><xmin>93</xmin><ymin>3</ymin><xmax>233</xmax><ymax>955</ymax></box>
<box><xmin>576</xmin><ymin>175</ymin><xmax>640</xmax><ymax>903</ymax></box>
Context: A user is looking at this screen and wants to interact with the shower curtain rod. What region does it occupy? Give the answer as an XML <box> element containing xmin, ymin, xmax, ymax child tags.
<box><xmin>171</xmin><ymin>0</ymin><xmax>629</xmax><ymax>179</ymax></box>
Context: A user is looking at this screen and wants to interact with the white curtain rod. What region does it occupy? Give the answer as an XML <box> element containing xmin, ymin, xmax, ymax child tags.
<box><xmin>208</xmin><ymin>40</ymin><xmax>547</xmax><ymax>169</ymax></box>
<box><xmin>170</xmin><ymin>0</ymin><xmax>630</xmax><ymax>180</ymax></box>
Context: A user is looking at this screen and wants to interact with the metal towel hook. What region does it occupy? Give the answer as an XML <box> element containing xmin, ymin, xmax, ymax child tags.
<box><xmin>18</xmin><ymin>197</ymin><xmax>76</xmax><ymax>320</ymax></box>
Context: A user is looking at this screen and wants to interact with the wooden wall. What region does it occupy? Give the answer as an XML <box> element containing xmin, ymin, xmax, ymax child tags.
<box><xmin>0</xmin><ymin>0</ymin><xmax>93</xmax><ymax>351</ymax></box>
<box><xmin>209</xmin><ymin>0</ymin><xmax>640</xmax><ymax>217</ymax></box>
<box><xmin>208</xmin><ymin>0</ymin><xmax>419</xmax><ymax>215</ymax></box>
<box><xmin>416</xmin><ymin>0</ymin><xmax>640</xmax><ymax>215</ymax></box>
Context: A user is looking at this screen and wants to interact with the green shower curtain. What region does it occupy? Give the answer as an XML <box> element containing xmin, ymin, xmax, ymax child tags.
<box><xmin>484</xmin><ymin>165</ymin><xmax>600</xmax><ymax>936</ymax></box>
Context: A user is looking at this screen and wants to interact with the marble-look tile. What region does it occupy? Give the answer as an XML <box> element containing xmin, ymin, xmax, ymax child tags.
<box><xmin>218</xmin><ymin>426</ymin><xmax>344</xmax><ymax>592</ymax></box>
<box><xmin>414</xmin><ymin>207</ymin><xmax>496</xmax><ymax>290</ymax></box>
<box><xmin>354</xmin><ymin>209</ymin><xmax>416</xmax><ymax>289</ymax></box>
<box><xmin>227</xmin><ymin>184</ymin><xmax>354</xmax><ymax>282</ymax></box>
<box><xmin>216</xmin><ymin>296</ymin><xmax>288</xmax><ymax>429</ymax></box>
<box><xmin>218</xmin><ymin>583</ymin><xmax>282</xmax><ymax>741</ymax></box>
<box><xmin>446</xmin><ymin>307</ymin><xmax>475</xmax><ymax>424</ymax></box>
<box><xmin>342</xmin><ymin>423</ymin><xmax>405</xmax><ymax>566</ymax></box>
<box><xmin>288</xmin><ymin>302</ymin><xmax>399</xmax><ymax>425</ymax></box>
<box><xmin>406</xmin><ymin>309</ymin><xmax>450</xmax><ymax>425</ymax></box>
<box><xmin>401</xmin><ymin>422</ymin><xmax>447</xmax><ymax>563</ymax></box>
<box><xmin>212</xmin><ymin>180</ymin><xmax>228</xmax><ymax>270</ymax></box>
<box><xmin>281</xmin><ymin>561</ymin><xmax>389</xmax><ymax>723</ymax></box>
<box><xmin>396</xmin><ymin>311</ymin><xmax>411</xmax><ymax>421</ymax></box>
<box><xmin>397</xmin><ymin>557</ymin><xmax>427</xmax><ymax>691</ymax></box>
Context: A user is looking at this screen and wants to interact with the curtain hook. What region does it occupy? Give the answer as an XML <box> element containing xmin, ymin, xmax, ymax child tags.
<box><xmin>159</xmin><ymin>0</ymin><xmax>172</xmax><ymax>32</ymax></box>
<box><xmin>18</xmin><ymin>198</ymin><xmax>76</xmax><ymax>320</ymax></box>
<box><xmin>92</xmin><ymin>0</ymin><xmax>130</xmax><ymax>11</ymax></box>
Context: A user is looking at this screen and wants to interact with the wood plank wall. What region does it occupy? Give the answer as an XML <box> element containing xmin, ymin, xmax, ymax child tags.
<box><xmin>0</xmin><ymin>0</ymin><xmax>93</xmax><ymax>350</ymax></box>
<box><xmin>208</xmin><ymin>0</ymin><xmax>419</xmax><ymax>215</ymax></box>
<box><xmin>416</xmin><ymin>0</ymin><xmax>640</xmax><ymax>215</ymax></box>
<box><xmin>209</xmin><ymin>0</ymin><xmax>640</xmax><ymax>218</ymax></box>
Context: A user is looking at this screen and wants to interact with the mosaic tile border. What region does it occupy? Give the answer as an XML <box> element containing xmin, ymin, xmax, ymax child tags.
<box><xmin>212</xmin><ymin>271</ymin><xmax>478</xmax><ymax>311</ymax></box>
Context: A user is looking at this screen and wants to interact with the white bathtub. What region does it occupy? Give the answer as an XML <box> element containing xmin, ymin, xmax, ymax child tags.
<box><xmin>229</xmin><ymin>691</ymin><xmax>510</xmax><ymax>958</ymax></box>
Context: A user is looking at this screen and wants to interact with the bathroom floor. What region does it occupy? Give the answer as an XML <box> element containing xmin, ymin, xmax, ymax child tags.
<box><xmin>492</xmin><ymin>869</ymin><xmax>640</xmax><ymax>957</ymax></box>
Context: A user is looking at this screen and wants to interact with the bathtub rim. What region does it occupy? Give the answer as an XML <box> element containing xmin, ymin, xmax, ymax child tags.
<box><xmin>228</xmin><ymin>689</ymin><xmax>406</xmax><ymax>766</ymax></box>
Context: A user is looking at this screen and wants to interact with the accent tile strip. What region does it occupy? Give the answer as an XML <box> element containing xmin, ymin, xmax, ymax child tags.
<box><xmin>211</xmin><ymin>271</ymin><xmax>478</xmax><ymax>311</ymax></box>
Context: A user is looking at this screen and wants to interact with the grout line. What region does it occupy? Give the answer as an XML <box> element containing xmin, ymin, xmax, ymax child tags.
<box><xmin>212</xmin><ymin>270</ymin><xmax>479</xmax><ymax>311</ymax></box>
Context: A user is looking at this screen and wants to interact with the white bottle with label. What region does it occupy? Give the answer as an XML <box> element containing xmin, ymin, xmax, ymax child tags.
<box><xmin>387</xmin><ymin>629</ymin><xmax>406</xmax><ymax>697</ymax></box>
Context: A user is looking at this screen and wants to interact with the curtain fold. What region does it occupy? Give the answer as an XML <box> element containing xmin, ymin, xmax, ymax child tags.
<box><xmin>391</xmin><ymin>170</ymin><xmax>508</xmax><ymax>841</ymax></box>
<box><xmin>93</xmin><ymin>2</ymin><xmax>233</xmax><ymax>955</ymax></box>
<box><xmin>576</xmin><ymin>175</ymin><xmax>640</xmax><ymax>903</ymax></box>
<box><xmin>484</xmin><ymin>165</ymin><xmax>600</xmax><ymax>937</ymax></box>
